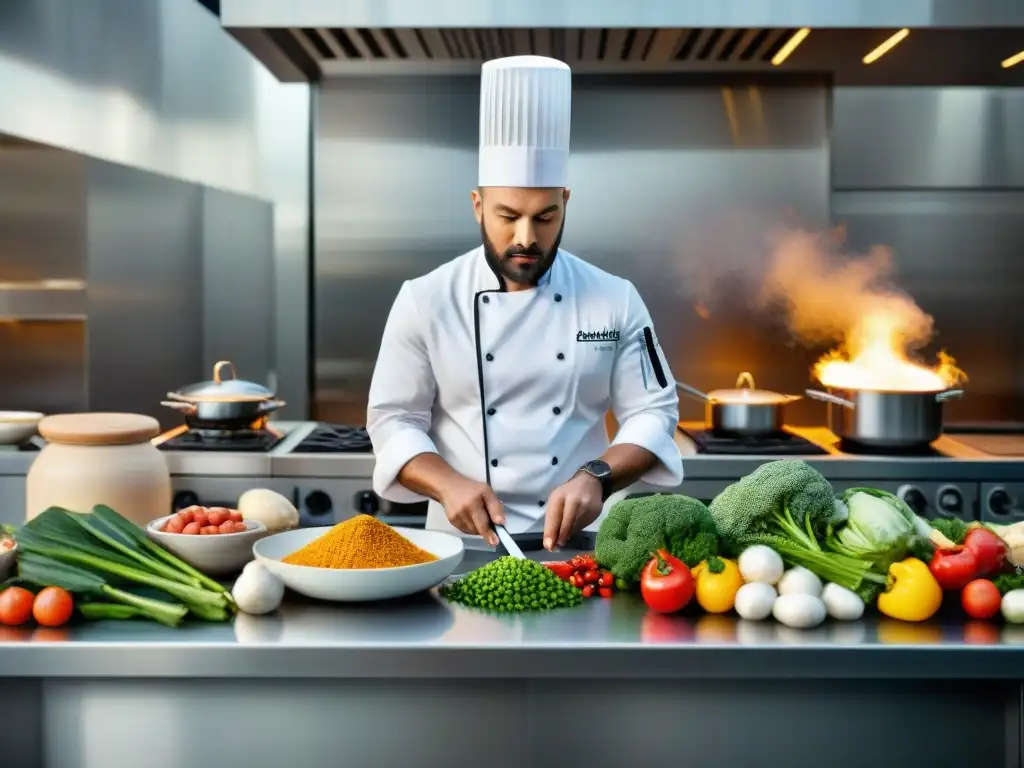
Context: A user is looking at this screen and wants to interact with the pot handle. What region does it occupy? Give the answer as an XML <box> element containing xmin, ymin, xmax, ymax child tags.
<box><xmin>160</xmin><ymin>400</ymin><xmax>196</xmax><ymax>415</ymax></box>
<box><xmin>213</xmin><ymin>360</ymin><xmax>237</xmax><ymax>384</ymax></box>
<box><xmin>256</xmin><ymin>399</ymin><xmax>287</xmax><ymax>413</ymax></box>
<box><xmin>675</xmin><ymin>380</ymin><xmax>710</xmax><ymax>402</ymax></box>
<box><xmin>936</xmin><ymin>389</ymin><xmax>964</xmax><ymax>403</ymax></box>
<box><xmin>804</xmin><ymin>389</ymin><xmax>856</xmax><ymax>409</ymax></box>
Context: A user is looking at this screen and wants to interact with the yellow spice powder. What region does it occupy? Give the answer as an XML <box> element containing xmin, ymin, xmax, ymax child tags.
<box><xmin>282</xmin><ymin>514</ymin><xmax>438</xmax><ymax>570</ymax></box>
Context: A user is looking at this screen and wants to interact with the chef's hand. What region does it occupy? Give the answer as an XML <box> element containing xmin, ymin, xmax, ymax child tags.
<box><xmin>439</xmin><ymin>477</ymin><xmax>504</xmax><ymax>547</ymax></box>
<box><xmin>544</xmin><ymin>472</ymin><xmax>603</xmax><ymax>551</ymax></box>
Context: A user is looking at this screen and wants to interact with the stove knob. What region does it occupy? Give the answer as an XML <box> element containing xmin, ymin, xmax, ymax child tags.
<box><xmin>173</xmin><ymin>491</ymin><xmax>200</xmax><ymax>511</ymax></box>
<box><xmin>987</xmin><ymin>487</ymin><xmax>1013</xmax><ymax>517</ymax></box>
<box><xmin>897</xmin><ymin>485</ymin><xmax>927</xmax><ymax>515</ymax></box>
<box><xmin>304</xmin><ymin>491</ymin><xmax>333</xmax><ymax>518</ymax></box>
<box><xmin>354</xmin><ymin>491</ymin><xmax>380</xmax><ymax>516</ymax></box>
<box><xmin>936</xmin><ymin>485</ymin><xmax>964</xmax><ymax>515</ymax></box>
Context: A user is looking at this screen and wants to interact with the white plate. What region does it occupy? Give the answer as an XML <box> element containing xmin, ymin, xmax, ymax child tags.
<box><xmin>253</xmin><ymin>526</ymin><xmax>465</xmax><ymax>602</ymax></box>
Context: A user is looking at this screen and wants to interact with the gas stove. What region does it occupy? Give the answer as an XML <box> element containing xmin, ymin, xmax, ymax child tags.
<box><xmin>146</xmin><ymin>421</ymin><xmax>411</xmax><ymax>531</ymax></box>
<box><xmin>668</xmin><ymin>422</ymin><xmax>1024</xmax><ymax>531</ymax></box>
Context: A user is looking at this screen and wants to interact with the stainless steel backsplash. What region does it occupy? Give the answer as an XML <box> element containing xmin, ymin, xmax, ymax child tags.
<box><xmin>314</xmin><ymin>76</ymin><xmax>1024</xmax><ymax>426</ymax></box>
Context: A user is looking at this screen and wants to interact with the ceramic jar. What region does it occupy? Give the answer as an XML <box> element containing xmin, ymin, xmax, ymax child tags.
<box><xmin>26</xmin><ymin>412</ymin><xmax>171</xmax><ymax>526</ymax></box>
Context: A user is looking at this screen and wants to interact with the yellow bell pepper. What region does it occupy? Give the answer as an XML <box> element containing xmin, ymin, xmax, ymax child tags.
<box><xmin>691</xmin><ymin>557</ymin><xmax>743</xmax><ymax>614</ymax></box>
<box><xmin>876</xmin><ymin>557</ymin><xmax>943</xmax><ymax>623</ymax></box>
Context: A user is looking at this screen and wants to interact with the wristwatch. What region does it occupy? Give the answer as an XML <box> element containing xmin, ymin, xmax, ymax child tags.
<box><xmin>578</xmin><ymin>459</ymin><xmax>613</xmax><ymax>502</ymax></box>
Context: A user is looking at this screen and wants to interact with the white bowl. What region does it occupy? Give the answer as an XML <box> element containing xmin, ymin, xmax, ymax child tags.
<box><xmin>146</xmin><ymin>515</ymin><xmax>269</xmax><ymax>576</ymax></box>
<box><xmin>0</xmin><ymin>411</ymin><xmax>43</xmax><ymax>445</ymax></box>
<box><xmin>0</xmin><ymin>540</ymin><xmax>16</xmax><ymax>581</ymax></box>
<box><xmin>253</xmin><ymin>526</ymin><xmax>465</xmax><ymax>602</ymax></box>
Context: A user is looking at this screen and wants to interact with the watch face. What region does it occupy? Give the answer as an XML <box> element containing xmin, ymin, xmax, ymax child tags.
<box><xmin>587</xmin><ymin>460</ymin><xmax>611</xmax><ymax>478</ymax></box>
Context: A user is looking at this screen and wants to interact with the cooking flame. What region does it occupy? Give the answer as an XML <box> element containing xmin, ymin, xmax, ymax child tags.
<box><xmin>814</xmin><ymin>313</ymin><xmax>966</xmax><ymax>392</ymax></box>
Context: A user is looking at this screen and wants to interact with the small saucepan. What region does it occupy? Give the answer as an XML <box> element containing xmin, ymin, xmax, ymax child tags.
<box><xmin>162</xmin><ymin>360</ymin><xmax>285</xmax><ymax>431</ymax></box>
<box><xmin>677</xmin><ymin>372</ymin><xmax>800</xmax><ymax>437</ymax></box>
<box><xmin>805</xmin><ymin>387</ymin><xmax>964</xmax><ymax>450</ymax></box>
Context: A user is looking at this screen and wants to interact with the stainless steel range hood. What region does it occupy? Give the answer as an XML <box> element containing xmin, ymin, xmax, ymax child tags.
<box><xmin>221</xmin><ymin>0</ymin><xmax>1024</xmax><ymax>84</ymax></box>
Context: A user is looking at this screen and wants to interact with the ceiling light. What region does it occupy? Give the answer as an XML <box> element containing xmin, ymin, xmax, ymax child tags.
<box><xmin>771</xmin><ymin>28</ymin><xmax>811</xmax><ymax>66</ymax></box>
<box><xmin>863</xmin><ymin>29</ymin><xmax>910</xmax><ymax>64</ymax></box>
<box><xmin>1002</xmin><ymin>50</ymin><xmax>1024</xmax><ymax>69</ymax></box>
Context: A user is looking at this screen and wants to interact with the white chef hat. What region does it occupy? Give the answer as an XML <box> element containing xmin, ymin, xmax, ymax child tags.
<box><xmin>478</xmin><ymin>55</ymin><xmax>572</xmax><ymax>189</ymax></box>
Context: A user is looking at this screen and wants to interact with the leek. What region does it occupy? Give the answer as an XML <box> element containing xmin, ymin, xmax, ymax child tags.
<box><xmin>17</xmin><ymin>552</ymin><xmax>188</xmax><ymax>627</ymax></box>
<box><xmin>14</xmin><ymin>506</ymin><xmax>234</xmax><ymax>624</ymax></box>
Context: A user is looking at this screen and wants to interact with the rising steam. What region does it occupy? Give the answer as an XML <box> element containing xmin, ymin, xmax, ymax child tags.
<box><xmin>758</xmin><ymin>227</ymin><xmax>935</xmax><ymax>356</ymax></box>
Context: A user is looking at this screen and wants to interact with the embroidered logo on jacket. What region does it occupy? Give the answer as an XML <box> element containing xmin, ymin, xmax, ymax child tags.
<box><xmin>576</xmin><ymin>328</ymin><xmax>620</xmax><ymax>343</ymax></box>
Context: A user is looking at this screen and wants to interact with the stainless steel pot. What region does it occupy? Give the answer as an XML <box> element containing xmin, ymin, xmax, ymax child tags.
<box><xmin>804</xmin><ymin>387</ymin><xmax>964</xmax><ymax>449</ymax></box>
<box><xmin>162</xmin><ymin>360</ymin><xmax>285</xmax><ymax>429</ymax></box>
<box><xmin>677</xmin><ymin>372</ymin><xmax>800</xmax><ymax>437</ymax></box>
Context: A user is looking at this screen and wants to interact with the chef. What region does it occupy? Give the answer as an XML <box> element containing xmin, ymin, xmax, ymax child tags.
<box><xmin>366</xmin><ymin>55</ymin><xmax>683</xmax><ymax>551</ymax></box>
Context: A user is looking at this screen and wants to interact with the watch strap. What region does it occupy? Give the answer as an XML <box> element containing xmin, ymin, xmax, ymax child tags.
<box><xmin>580</xmin><ymin>460</ymin><xmax>612</xmax><ymax>502</ymax></box>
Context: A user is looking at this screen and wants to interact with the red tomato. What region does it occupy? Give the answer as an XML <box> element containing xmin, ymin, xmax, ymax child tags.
<box><xmin>583</xmin><ymin>569</ymin><xmax>600</xmax><ymax>584</ymax></box>
<box><xmin>963</xmin><ymin>529</ymin><xmax>1007</xmax><ymax>576</ymax></box>
<box><xmin>929</xmin><ymin>546</ymin><xmax>978</xmax><ymax>590</ymax></box>
<box><xmin>640</xmin><ymin>550</ymin><xmax>694</xmax><ymax>614</ymax></box>
<box><xmin>581</xmin><ymin>585</ymin><xmax>595</xmax><ymax>598</ymax></box>
<box><xmin>0</xmin><ymin>586</ymin><xmax>35</xmax><ymax>626</ymax></box>
<box><xmin>598</xmin><ymin>571</ymin><xmax>614</xmax><ymax>588</ymax></box>
<box><xmin>961</xmin><ymin>579</ymin><xmax>1001</xmax><ymax>620</ymax></box>
<box><xmin>32</xmin><ymin>587</ymin><xmax>74</xmax><ymax>628</ymax></box>
<box><xmin>598</xmin><ymin>587</ymin><xmax>613</xmax><ymax>598</ymax></box>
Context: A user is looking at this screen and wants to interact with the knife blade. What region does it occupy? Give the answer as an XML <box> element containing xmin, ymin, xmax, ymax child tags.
<box><xmin>493</xmin><ymin>523</ymin><xmax>525</xmax><ymax>559</ymax></box>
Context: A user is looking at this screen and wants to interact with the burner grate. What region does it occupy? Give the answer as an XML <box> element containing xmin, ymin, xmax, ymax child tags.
<box><xmin>292</xmin><ymin>424</ymin><xmax>372</xmax><ymax>454</ymax></box>
<box><xmin>157</xmin><ymin>429</ymin><xmax>284</xmax><ymax>453</ymax></box>
<box><xmin>680</xmin><ymin>428</ymin><xmax>828</xmax><ymax>456</ymax></box>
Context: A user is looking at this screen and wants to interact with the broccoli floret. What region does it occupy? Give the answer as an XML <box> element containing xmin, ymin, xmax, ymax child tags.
<box><xmin>594</xmin><ymin>494</ymin><xmax>718</xmax><ymax>583</ymax></box>
<box><xmin>709</xmin><ymin>460</ymin><xmax>883</xmax><ymax>592</ymax></box>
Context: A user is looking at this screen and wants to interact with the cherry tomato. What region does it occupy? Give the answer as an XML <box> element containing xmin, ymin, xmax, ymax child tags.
<box><xmin>32</xmin><ymin>587</ymin><xmax>74</xmax><ymax>628</ymax></box>
<box><xmin>963</xmin><ymin>529</ymin><xmax>1007</xmax><ymax>576</ymax></box>
<box><xmin>583</xmin><ymin>569</ymin><xmax>599</xmax><ymax>584</ymax></box>
<box><xmin>961</xmin><ymin>579</ymin><xmax>1001</xmax><ymax>620</ymax></box>
<box><xmin>598</xmin><ymin>571</ymin><xmax>614</xmax><ymax>588</ymax></box>
<box><xmin>581</xmin><ymin>585</ymin><xmax>595</xmax><ymax>598</ymax></box>
<box><xmin>0</xmin><ymin>586</ymin><xmax>35</xmax><ymax>626</ymax></box>
<box><xmin>598</xmin><ymin>587</ymin><xmax>613</xmax><ymax>598</ymax></box>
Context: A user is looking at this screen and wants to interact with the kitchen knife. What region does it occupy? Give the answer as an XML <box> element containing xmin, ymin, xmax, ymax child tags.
<box><xmin>493</xmin><ymin>523</ymin><xmax>525</xmax><ymax>559</ymax></box>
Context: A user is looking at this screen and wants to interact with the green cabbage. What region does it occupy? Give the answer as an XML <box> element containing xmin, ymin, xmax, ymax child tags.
<box><xmin>826</xmin><ymin>487</ymin><xmax>930</xmax><ymax>568</ymax></box>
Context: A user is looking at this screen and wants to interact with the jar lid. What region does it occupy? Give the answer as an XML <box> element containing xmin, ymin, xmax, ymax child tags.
<box><xmin>38</xmin><ymin>413</ymin><xmax>161</xmax><ymax>446</ymax></box>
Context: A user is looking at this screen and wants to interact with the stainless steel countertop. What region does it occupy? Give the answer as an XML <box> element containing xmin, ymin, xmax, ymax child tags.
<box><xmin>2</xmin><ymin>543</ymin><xmax>1024</xmax><ymax>680</ymax></box>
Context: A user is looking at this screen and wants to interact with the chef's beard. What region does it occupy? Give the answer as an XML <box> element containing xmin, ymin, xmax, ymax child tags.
<box><xmin>481</xmin><ymin>215</ymin><xmax>564</xmax><ymax>287</ymax></box>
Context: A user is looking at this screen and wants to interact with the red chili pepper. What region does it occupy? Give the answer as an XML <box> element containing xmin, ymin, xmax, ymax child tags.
<box><xmin>963</xmin><ymin>529</ymin><xmax>1007</xmax><ymax>577</ymax></box>
<box><xmin>544</xmin><ymin>562</ymin><xmax>573</xmax><ymax>580</ymax></box>
<box><xmin>571</xmin><ymin>554</ymin><xmax>597</xmax><ymax>571</ymax></box>
<box><xmin>582</xmin><ymin>585</ymin><xmax>595</xmax><ymax>598</ymax></box>
<box><xmin>598</xmin><ymin>571</ymin><xmax>614</xmax><ymax>588</ymax></box>
<box><xmin>598</xmin><ymin>587</ymin><xmax>613</xmax><ymax>598</ymax></box>
<box><xmin>929</xmin><ymin>546</ymin><xmax>979</xmax><ymax>590</ymax></box>
<box><xmin>640</xmin><ymin>549</ymin><xmax>694</xmax><ymax>614</ymax></box>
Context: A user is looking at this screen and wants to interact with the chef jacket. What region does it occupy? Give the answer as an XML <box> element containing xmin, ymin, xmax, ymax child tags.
<box><xmin>366</xmin><ymin>246</ymin><xmax>684</xmax><ymax>535</ymax></box>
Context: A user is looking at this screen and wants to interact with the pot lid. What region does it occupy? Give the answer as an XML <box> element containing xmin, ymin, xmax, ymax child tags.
<box><xmin>39</xmin><ymin>412</ymin><xmax>161</xmax><ymax>446</ymax></box>
<box><xmin>169</xmin><ymin>361</ymin><xmax>274</xmax><ymax>403</ymax></box>
<box><xmin>706</xmin><ymin>372</ymin><xmax>799</xmax><ymax>405</ymax></box>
